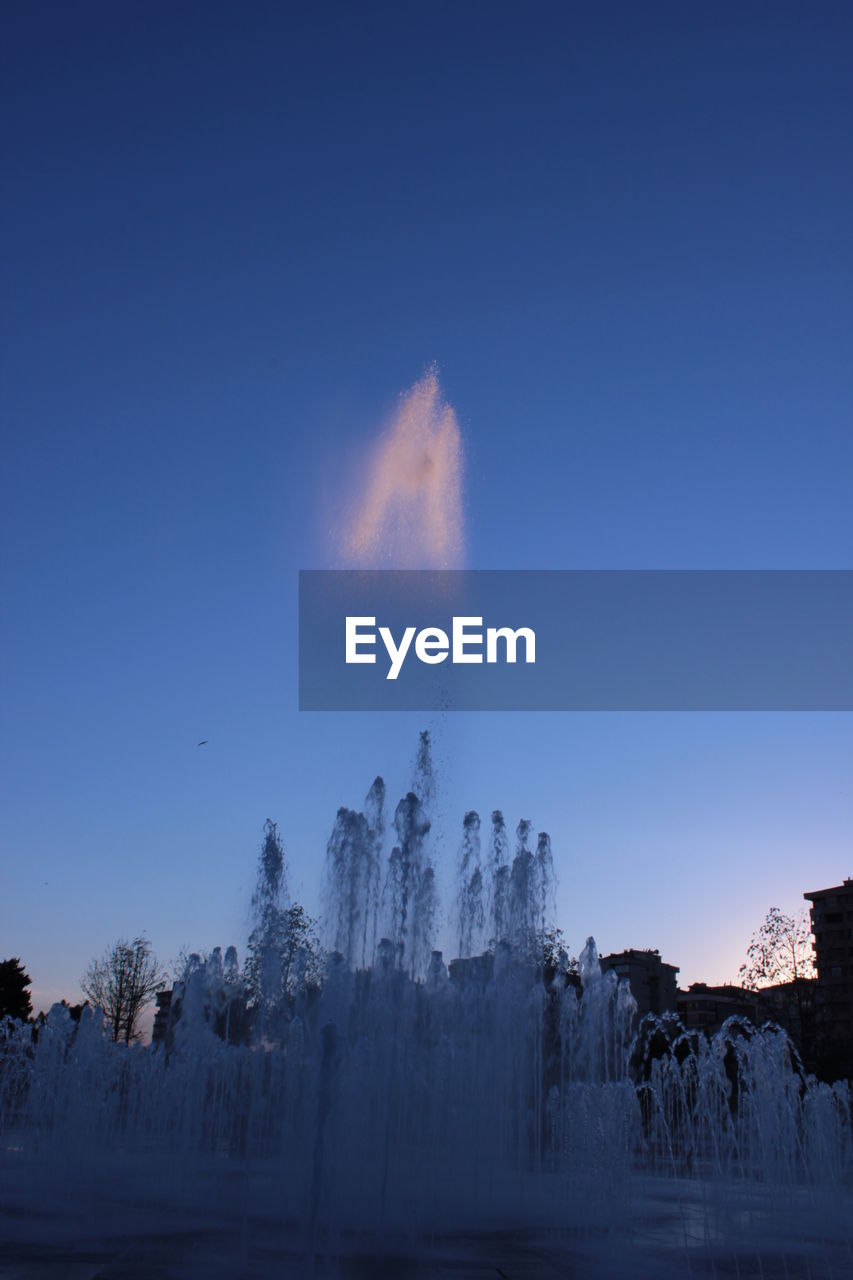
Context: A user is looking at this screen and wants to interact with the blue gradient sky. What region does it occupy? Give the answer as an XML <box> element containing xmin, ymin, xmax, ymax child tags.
<box><xmin>2</xmin><ymin>3</ymin><xmax>852</xmax><ymax>1010</ymax></box>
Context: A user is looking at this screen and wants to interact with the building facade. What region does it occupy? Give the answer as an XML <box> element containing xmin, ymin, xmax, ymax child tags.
<box><xmin>804</xmin><ymin>878</ymin><xmax>853</xmax><ymax>1067</ymax></box>
<box><xmin>599</xmin><ymin>948</ymin><xmax>679</xmax><ymax>1019</ymax></box>
<box><xmin>676</xmin><ymin>983</ymin><xmax>761</xmax><ymax>1035</ymax></box>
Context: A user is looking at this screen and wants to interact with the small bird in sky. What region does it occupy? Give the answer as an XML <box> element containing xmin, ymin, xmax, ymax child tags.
<box><xmin>197</xmin><ymin>740</ymin><xmax>208</xmax><ymax>746</ymax></box>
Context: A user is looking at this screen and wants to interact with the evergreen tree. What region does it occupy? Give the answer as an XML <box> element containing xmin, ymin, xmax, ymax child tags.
<box><xmin>0</xmin><ymin>957</ymin><xmax>33</xmax><ymax>1022</ymax></box>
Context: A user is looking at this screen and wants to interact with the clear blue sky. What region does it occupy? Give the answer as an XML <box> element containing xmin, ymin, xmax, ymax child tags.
<box><xmin>2</xmin><ymin>3</ymin><xmax>851</xmax><ymax>1011</ymax></box>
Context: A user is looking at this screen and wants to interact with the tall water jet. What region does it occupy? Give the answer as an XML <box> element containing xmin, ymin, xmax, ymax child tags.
<box><xmin>380</xmin><ymin>731</ymin><xmax>439</xmax><ymax>978</ymax></box>
<box><xmin>323</xmin><ymin>777</ymin><xmax>384</xmax><ymax>970</ymax></box>
<box><xmin>383</xmin><ymin>792</ymin><xmax>433</xmax><ymax>979</ymax></box>
<box><xmin>456</xmin><ymin>810</ymin><xmax>485</xmax><ymax>959</ymax></box>
<box><xmin>244</xmin><ymin>818</ymin><xmax>289</xmax><ymax>1040</ymax></box>
<box><xmin>341</xmin><ymin>368</ymin><xmax>464</xmax><ymax>569</ymax></box>
<box><xmin>2</xmin><ymin>739</ymin><xmax>852</xmax><ymax>1277</ymax></box>
<box><xmin>488</xmin><ymin>808</ymin><xmax>510</xmax><ymax>946</ymax></box>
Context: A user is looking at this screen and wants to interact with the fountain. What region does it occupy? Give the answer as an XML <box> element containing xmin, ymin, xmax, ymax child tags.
<box><xmin>1</xmin><ymin>734</ymin><xmax>851</xmax><ymax>1277</ymax></box>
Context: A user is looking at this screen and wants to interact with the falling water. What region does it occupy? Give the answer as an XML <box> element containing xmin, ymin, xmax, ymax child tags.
<box><xmin>1</xmin><ymin>737</ymin><xmax>852</xmax><ymax>1277</ymax></box>
<box><xmin>324</xmin><ymin>778</ymin><xmax>385</xmax><ymax>972</ymax></box>
<box><xmin>456</xmin><ymin>810</ymin><xmax>484</xmax><ymax>959</ymax></box>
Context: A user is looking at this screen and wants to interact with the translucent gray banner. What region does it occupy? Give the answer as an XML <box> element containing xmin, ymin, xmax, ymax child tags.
<box><xmin>298</xmin><ymin>570</ymin><xmax>853</xmax><ymax>711</ymax></box>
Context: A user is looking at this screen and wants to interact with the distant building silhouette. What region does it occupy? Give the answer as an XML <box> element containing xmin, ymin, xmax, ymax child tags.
<box><xmin>152</xmin><ymin>989</ymin><xmax>173</xmax><ymax>1046</ymax></box>
<box><xmin>759</xmin><ymin>977</ymin><xmax>817</xmax><ymax>1056</ymax></box>
<box><xmin>448</xmin><ymin>952</ymin><xmax>494</xmax><ymax>990</ymax></box>
<box><xmin>599</xmin><ymin>949</ymin><xmax>679</xmax><ymax>1019</ymax></box>
<box><xmin>677</xmin><ymin>983</ymin><xmax>761</xmax><ymax>1034</ymax></box>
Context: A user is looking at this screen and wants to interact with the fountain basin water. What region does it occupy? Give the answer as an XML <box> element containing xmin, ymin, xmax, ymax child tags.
<box><xmin>1</xmin><ymin>945</ymin><xmax>851</xmax><ymax>1277</ymax></box>
<box><xmin>2</xmin><ymin>742</ymin><xmax>850</xmax><ymax>1275</ymax></box>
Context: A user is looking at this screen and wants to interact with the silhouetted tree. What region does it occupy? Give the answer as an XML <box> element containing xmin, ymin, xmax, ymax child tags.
<box><xmin>739</xmin><ymin>906</ymin><xmax>816</xmax><ymax>1059</ymax></box>
<box><xmin>0</xmin><ymin>958</ymin><xmax>32</xmax><ymax>1022</ymax></box>
<box><xmin>81</xmin><ymin>936</ymin><xmax>165</xmax><ymax>1043</ymax></box>
<box><xmin>540</xmin><ymin>926</ymin><xmax>579</xmax><ymax>985</ymax></box>
<box><xmin>279</xmin><ymin>903</ymin><xmax>324</xmax><ymax>999</ymax></box>
<box><xmin>740</xmin><ymin>906</ymin><xmax>816</xmax><ymax>989</ymax></box>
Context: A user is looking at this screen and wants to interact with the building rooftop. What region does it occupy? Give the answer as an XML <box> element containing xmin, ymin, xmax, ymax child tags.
<box><xmin>804</xmin><ymin>878</ymin><xmax>853</xmax><ymax>900</ymax></box>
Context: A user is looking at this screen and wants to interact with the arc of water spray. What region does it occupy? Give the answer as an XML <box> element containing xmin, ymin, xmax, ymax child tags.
<box><xmin>341</xmin><ymin>368</ymin><xmax>464</xmax><ymax>569</ymax></box>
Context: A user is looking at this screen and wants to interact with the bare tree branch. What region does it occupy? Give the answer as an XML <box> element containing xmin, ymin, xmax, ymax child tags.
<box><xmin>739</xmin><ymin>907</ymin><xmax>816</xmax><ymax>990</ymax></box>
<box><xmin>81</xmin><ymin>936</ymin><xmax>166</xmax><ymax>1044</ymax></box>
